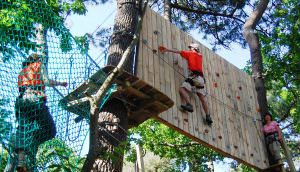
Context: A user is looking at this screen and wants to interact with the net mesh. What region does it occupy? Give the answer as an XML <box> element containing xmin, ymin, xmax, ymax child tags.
<box><xmin>0</xmin><ymin>0</ymin><xmax>112</xmax><ymax>171</ymax></box>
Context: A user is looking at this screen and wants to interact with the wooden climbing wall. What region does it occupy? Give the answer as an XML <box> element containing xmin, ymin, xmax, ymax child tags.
<box><xmin>136</xmin><ymin>7</ymin><xmax>269</xmax><ymax>170</ymax></box>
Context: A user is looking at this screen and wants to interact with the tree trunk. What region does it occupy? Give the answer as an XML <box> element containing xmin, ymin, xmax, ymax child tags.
<box><xmin>163</xmin><ymin>0</ymin><xmax>171</xmax><ymax>21</ymax></box>
<box><xmin>83</xmin><ymin>0</ymin><xmax>139</xmax><ymax>171</ymax></box>
<box><xmin>243</xmin><ymin>0</ymin><xmax>284</xmax><ymax>170</ymax></box>
<box><xmin>91</xmin><ymin>99</ymin><xmax>128</xmax><ymax>171</ymax></box>
<box><xmin>242</xmin><ymin>0</ymin><xmax>269</xmax><ymax>118</ymax></box>
<box><xmin>107</xmin><ymin>0</ymin><xmax>138</xmax><ymax>73</ymax></box>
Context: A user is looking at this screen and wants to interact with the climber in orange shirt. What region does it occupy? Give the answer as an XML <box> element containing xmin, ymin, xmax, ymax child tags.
<box><xmin>159</xmin><ymin>43</ymin><xmax>212</xmax><ymax>125</ymax></box>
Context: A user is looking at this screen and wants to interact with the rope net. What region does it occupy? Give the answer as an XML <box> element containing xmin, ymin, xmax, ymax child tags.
<box><xmin>0</xmin><ymin>1</ymin><xmax>112</xmax><ymax>171</ymax></box>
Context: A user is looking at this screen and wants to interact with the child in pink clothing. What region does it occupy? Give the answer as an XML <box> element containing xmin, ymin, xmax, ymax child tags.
<box><xmin>263</xmin><ymin>121</ymin><xmax>280</xmax><ymax>135</ymax></box>
<box><xmin>263</xmin><ymin>113</ymin><xmax>282</xmax><ymax>165</ymax></box>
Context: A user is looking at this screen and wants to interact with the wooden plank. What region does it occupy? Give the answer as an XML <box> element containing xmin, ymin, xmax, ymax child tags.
<box><xmin>147</xmin><ymin>8</ymin><xmax>154</xmax><ymax>86</ymax></box>
<box><xmin>165</xmin><ymin>18</ymin><xmax>175</xmax><ymax>125</ymax></box>
<box><xmin>169</xmin><ymin>24</ymin><xmax>180</xmax><ymax>127</ymax></box>
<box><xmin>156</xmin><ymin>9</ymin><xmax>167</xmax><ymax>122</ymax></box>
<box><xmin>141</xmin><ymin>8</ymin><xmax>149</xmax><ymax>82</ymax></box>
<box><xmin>217</xmin><ymin>56</ymin><xmax>231</xmax><ymax>153</ymax></box>
<box><xmin>151</xmin><ymin>9</ymin><xmax>160</xmax><ymax>91</ymax></box>
<box><xmin>234</xmin><ymin>67</ymin><xmax>249</xmax><ymax>163</ymax></box>
<box><xmin>215</xmin><ymin>54</ymin><xmax>227</xmax><ymax>149</ymax></box>
<box><xmin>232</xmin><ymin>66</ymin><xmax>246</xmax><ymax>160</ymax></box>
<box><xmin>240</xmin><ymin>71</ymin><xmax>257</xmax><ymax>164</ymax></box>
<box><xmin>236</xmin><ymin>74</ymin><xmax>251</xmax><ymax>163</ymax></box>
<box><xmin>225</xmin><ymin>62</ymin><xmax>239</xmax><ymax>157</ymax></box>
<box><xmin>209</xmin><ymin>47</ymin><xmax>219</xmax><ymax>143</ymax></box>
<box><xmin>202</xmin><ymin>46</ymin><xmax>214</xmax><ymax>145</ymax></box>
<box><xmin>244</xmin><ymin>72</ymin><xmax>266</xmax><ymax>167</ymax></box>
<box><xmin>222</xmin><ymin>58</ymin><xmax>235</xmax><ymax>155</ymax></box>
<box><xmin>137</xmin><ymin>16</ymin><xmax>145</xmax><ymax>78</ymax></box>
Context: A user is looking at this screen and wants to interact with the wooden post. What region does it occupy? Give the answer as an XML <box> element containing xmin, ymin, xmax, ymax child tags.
<box><xmin>135</xmin><ymin>144</ymin><xmax>145</xmax><ymax>172</ymax></box>
<box><xmin>281</xmin><ymin>138</ymin><xmax>296</xmax><ymax>172</ymax></box>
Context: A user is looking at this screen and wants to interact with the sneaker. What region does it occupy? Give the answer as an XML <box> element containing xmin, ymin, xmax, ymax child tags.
<box><xmin>180</xmin><ymin>103</ymin><xmax>193</xmax><ymax>112</ymax></box>
<box><xmin>205</xmin><ymin>114</ymin><xmax>213</xmax><ymax>126</ymax></box>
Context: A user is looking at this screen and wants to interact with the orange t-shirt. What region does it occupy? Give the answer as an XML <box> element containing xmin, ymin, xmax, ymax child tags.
<box><xmin>180</xmin><ymin>50</ymin><xmax>203</xmax><ymax>74</ymax></box>
<box><xmin>18</xmin><ymin>62</ymin><xmax>45</xmax><ymax>91</ymax></box>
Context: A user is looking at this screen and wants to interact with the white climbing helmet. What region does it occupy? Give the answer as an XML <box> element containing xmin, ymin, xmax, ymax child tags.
<box><xmin>188</xmin><ymin>43</ymin><xmax>200</xmax><ymax>52</ymax></box>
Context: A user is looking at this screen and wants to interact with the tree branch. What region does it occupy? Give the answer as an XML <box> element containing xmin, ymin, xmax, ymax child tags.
<box><xmin>170</xmin><ymin>3</ymin><xmax>245</xmax><ymax>24</ymax></box>
<box><xmin>278</xmin><ymin>100</ymin><xmax>297</xmax><ymax>123</ymax></box>
<box><xmin>243</xmin><ymin>0</ymin><xmax>269</xmax><ymax>32</ymax></box>
<box><xmin>282</xmin><ymin>122</ymin><xmax>294</xmax><ymax>131</ymax></box>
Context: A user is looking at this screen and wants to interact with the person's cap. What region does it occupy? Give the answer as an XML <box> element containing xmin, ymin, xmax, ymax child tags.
<box><xmin>188</xmin><ymin>43</ymin><xmax>200</xmax><ymax>51</ymax></box>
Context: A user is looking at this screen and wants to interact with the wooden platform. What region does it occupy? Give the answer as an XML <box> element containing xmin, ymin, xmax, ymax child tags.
<box><xmin>60</xmin><ymin>65</ymin><xmax>174</xmax><ymax>128</ymax></box>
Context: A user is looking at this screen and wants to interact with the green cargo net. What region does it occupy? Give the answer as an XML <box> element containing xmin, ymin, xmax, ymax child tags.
<box><xmin>0</xmin><ymin>1</ymin><xmax>113</xmax><ymax>171</ymax></box>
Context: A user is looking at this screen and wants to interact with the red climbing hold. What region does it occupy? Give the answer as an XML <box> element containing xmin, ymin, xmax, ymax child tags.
<box><xmin>214</xmin><ymin>82</ymin><xmax>218</xmax><ymax>87</ymax></box>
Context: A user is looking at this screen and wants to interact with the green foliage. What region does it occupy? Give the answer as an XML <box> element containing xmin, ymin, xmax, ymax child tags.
<box><xmin>129</xmin><ymin>119</ymin><xmax>223</xmax><ymax>171</ymax></box>
<box><xmin>0</xmin><ymin>1</ymin><xmax>64</xmax><ymax>60</ymax></box>
<box><xmin>36</xmin><ymin>138</ymin><xmax>85</xmax><ymax>172</ymax></box>
<box><xmin>236</xmin><ymin>163</ymin><xmax>256</xmax><ymax>172</ymax></box>
<box><xmin>0</xmin><ymin>146</ymin><xmax>9</xmax><ymax>172</ymax></box>
<box><xmin>0</xmin><ymin>0</ymin><xmax>97</xmax><ymax>61</ymax></box>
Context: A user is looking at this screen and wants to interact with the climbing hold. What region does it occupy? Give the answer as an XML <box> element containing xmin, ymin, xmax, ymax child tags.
<box><xmin>236</xmin><ymin>96</ymin><xmax>240</xmax><ymax>100</ymax></box>
<box><xmin>264</xmin><ymin>160</ymin><xmax>267</xmax><ymax>164</ymax></box>
<box><xmin>250</xmin><ymin>95</ymin><xmax>253</xmax><ymax>99</ymax></box>
<box><xmin>250</xmin><ymin>153</ymin><xmax>254</xmax><ymax>157</ymax></box>
<box><xmin>213</xmin><ymin>82</ymin><xmax>218</xmax><ymax>87</ymax></box>
<box><xmin>184</xmin><ymin>118</ymin><xmax>188</xmax><ymax>122</ymax></box>
<box><xmin>256</xmin><ymin>108</ymin><xmax>261</xmax><ymax>112</ymax></box>
<box><xmin>152</xmin><ymin>49</ymin><xmax>157</xmax><ymax>53</ymax></box>
<box><xmin>216</xmin><ymin>72</ymin><xmax>220</xmax><ymax>77</ymax></box>
<box><xmin>234</xmin><ymin>145</ymin><xmax>238</xmax><ymax>149</ymax></box>
<box><xmin>218</xmin><ymin>136</ymin><xmax>222</xmax><ymax>139</ymax></box>
<box><xmin>153</xmin><ymin>30</ymin><xmax>159</xmax><ymax>35</ymax></box>
<box><xmin>204</xmin><ymin>129</ymin><xmax>209</xmax><ymax>133</ymax></box>
<box><xmin>238</xmin><ymin>86</ymin><xmax>242</xmax><ymax>90</ymax></box>
<box><xmin>227</xmin><ymin>95</ymin><xmax>231</xmax><ymax>99</ymax></box>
